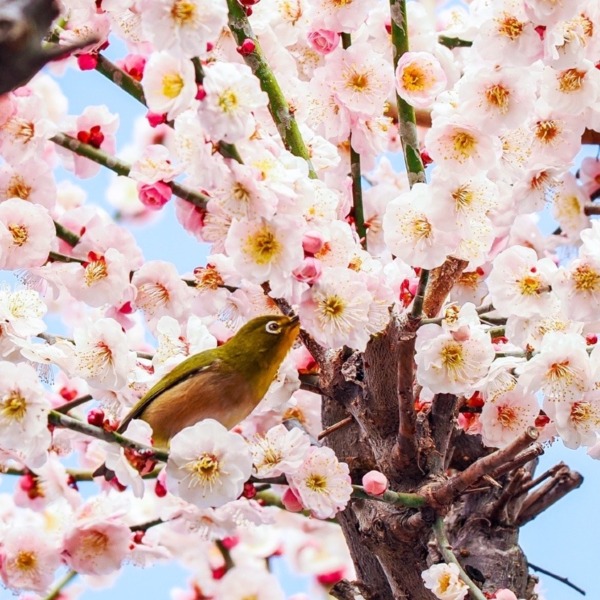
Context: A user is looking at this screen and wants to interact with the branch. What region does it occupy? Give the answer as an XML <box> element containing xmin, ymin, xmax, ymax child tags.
<box><xmin>427</xmin><ymin>428</ymin><xmax>540</xmax><ymax>508</ymax></box>
<box><xmin>54</xmin><ymin>221</ymin><xmax>81</xmax><ymax>247</ymax></box>
<box><xmin>422</xmin><ymin>257</ymin><xmax>469</xmax><ymax>319</ymax></box>
<box><xmin>429</xmin><ymin>394</ymin><xmax>460</xmax><ymax>473</ymax></box>
<box><xmin>55</xmin><ymin>394</ymin><xmax>93</xmax><ymax>414</ymax></box>
<box><xmin>410</xmin><ymin>269</ymin><xmax>429</xmax><ymax>319</ymax></box>
<box><xmin>438</xmin><ymin>36</ymin><xmax>473</xmax><ymax>49</ymax></box>
<box><xmin>516</xmin><ymin>464</ymin><xmax>583</xmax><ymax>526</ymax></box>
<box><xmin>432</xmin><ymin>517</ymin><xmax>487</xmax><ymax>600</ymax></box>
<box><xmin>330</xmin><ymin>579</ymin><xmax>367</xmax><ymax>600</ymax></box>
<box><xmin>48</xmin><ymin>410</ymin><xmax>169</xmax><ymax>463</ymax></box>
<box><xmin>50</xmin><ymin>133</ymin><xmax>209</xmax><ymax>209</ymax></box>
<box><xmin>528</xmin><ymin>562</ymin><xmax>586</xmax><ymax>596</ymax></box>
<box><xmin>351</xmin><ymin>484</ymin><xmax>426</xmax><ymax>509</ymax></box>
<box><xmin>226</xmin><ymin>0</ymin><xmax>316</xmax><ymax>178</ymax></box>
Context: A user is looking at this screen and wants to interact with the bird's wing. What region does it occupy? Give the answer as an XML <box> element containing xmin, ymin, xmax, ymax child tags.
<box><xmin>117</xmin><ymin>352</ymin><xmax>222</xmax><ymax>434</ymax></box>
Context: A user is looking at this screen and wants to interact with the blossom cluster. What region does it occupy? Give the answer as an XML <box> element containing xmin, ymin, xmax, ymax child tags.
<box><xmin>0</xmin><ymin>0</ymin><xmax>596</xmax><ymax>597</ymax></box>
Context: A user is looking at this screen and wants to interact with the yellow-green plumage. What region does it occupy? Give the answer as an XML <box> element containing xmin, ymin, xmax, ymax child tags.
<box><xmin>118</xmin><ymin>314</ymin><xmax>300</xmax><ymax>449</ymax></box>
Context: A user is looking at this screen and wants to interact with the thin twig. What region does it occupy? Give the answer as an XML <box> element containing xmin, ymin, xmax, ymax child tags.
<box><xmin>432</xmin><ymin>517</ymin><xmax>487</xmax><ymax>600</ymax></box>
<box><xmin>351</xmin><ymin>484</ymin><xmax>426</xmax><ymax>509</ymax></box>
<box><xmin>318</xmin><ymin>416</ymin><xmax>353</xmax><ymax>441</ymax></box>
<box><xmin>528</xmin><ymin>562</ymin><xmax>586</xmax><ymax>596</ymax></box>
<box><xmin>55</xmin><ymin>394</ymin><xmax>93</xmax><ymax>414</ymax></box>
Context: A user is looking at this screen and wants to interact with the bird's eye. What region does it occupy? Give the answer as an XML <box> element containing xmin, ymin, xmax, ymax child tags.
<box><xmin>265</xmin><ymin>321</ymin><xmax>281</xmax><ymax>334</ymax></box>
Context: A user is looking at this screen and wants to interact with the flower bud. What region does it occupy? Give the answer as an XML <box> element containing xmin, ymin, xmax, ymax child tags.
<box><xmin>293</xmin><ymin>257</ymin><xmax>322</xmax><ymax>284</ymax></box>
<box><xmin>362</xmin><ymin>470</ymin><xmax>388</xmax><ymax>496</ymax></box>
<box><xmin>282</xmin><ymin>487</ymin><xmax>304</xmax><ymax>512</ymax></box>
<box><xmin>307</xmin><ymin>30</ymin><xmax>340</xmax><ymax>55</ymax></box>
<box><xmin>137</xmin><ymin>181</ymin><xmax>172</xmax><ymax>210</ymax></box>
<box><xmin>302</xmin><ymin>230</ymin><xmax>325</xmax><ymax>255</ymax></box>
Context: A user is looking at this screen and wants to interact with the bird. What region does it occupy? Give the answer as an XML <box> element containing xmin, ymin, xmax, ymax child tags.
<box><xmin>93</xmin><ymin>313</ymin><xmax>300</xmax><ymax>479</ymax></box>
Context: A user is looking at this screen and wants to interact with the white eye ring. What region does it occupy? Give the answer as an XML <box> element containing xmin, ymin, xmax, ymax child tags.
<box><xmin>266</xmin><ymin>321</ymin><xmax>281</xmax><ymax>334</ymax></box>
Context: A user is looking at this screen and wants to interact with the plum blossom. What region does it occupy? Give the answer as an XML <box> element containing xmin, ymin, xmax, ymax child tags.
<box><xmin>142</xmin><ymin>52</ymin><xmax>197</xmax><ymax>120</ymax></box>
<box><xmin>140</xmin><ymin>0</ymin><xmax>228</xmax><ymax>57</ymax></box>
<box><xmin>519</xmin><ymin>332</ymin><xmax>592</xmax><ymax>402</ymax></box>
<box><xmin>0</xmin><ymin>200</ymin><xmax>55</xmax><ymax>270</ymax></box>
<box><xmin>62</xmin><ymin>518</ymin><xmax>132</xmax><ymax>575</ymax></box>
<box><xmin>415</xmin><ymin>321</ymin><xmax>495</xmax><ymax>396</ymax></box>
<box><xmin>486</xmin><ymin>246</ymin><xmax>557</xmax><ymax>318</ymax></box>
<box><xmin>166</xmin><ymin>419</ymin><xmax>253</xmax><ymax>508</ymax></box>
<box><xmin>288</xmin><ymin>446</ymin><xmax>352</xmax><ymax>519</ymax></box>
<box><xmin>72</xmin><ymin>318</ymin><xmax>137</xmax><ymax>391</ymax></box>
<box><xmin>298</xmin><ymin>266</ymin><xmax>372</xmax><ymax>350</ymax></box>
<box><xmin>395</xmin><ymin>52</ymin><xmax>447</xmax><ymax>109</ymax></box>
<box><xmin>215</xmin><ymin>567</ymin><xmax>285</xmax><ymax>600</ymax></box>
<box><xmin>421</xmin><ymin>562</ymin><xmax>468</xmax><ymax>600</ymax></box>
<box><xmin>250</xmin><ymin>424</ymin><xmax>311</xmax><ymax>478</ymax></box>
<box><xmin>0</xmin><ymin>362</ymin><xmax>51</xmax><ymax>468</ymax></box>
<box><xmin>198</xmin><ymin>62</ymin><xmax>269</xmax><ymax>143</ymax></box>
<box><xmin>0</xmin><ymin>288</ymin><xmax>46</xmax><ymax>337</ymax></box>
<box><xmin>545</xmin><ymin>392</ymin><xmax>600</xmax><ymax>449</ymax></box>
<box><xmin>480</xmin><ymin>388</ymin><xmax>539</xmax><ymax>448</ymax></box>
<box><xmin>383</xmin><ymin>183</ymin><xmax>460</xmax><ymax>270</ymax></box>
<box><xmin>0</xmin><ymin>527</ymin><xmax>61</xmax><ymax>593</ymax></box>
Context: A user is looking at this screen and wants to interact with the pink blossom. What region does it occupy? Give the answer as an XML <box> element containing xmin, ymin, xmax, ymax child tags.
<box><xmin>138</xmin><ymin>181</ymin><xmax>173</xmax><ymax>210</ymax></box>
<box><xmin>62</xmin><ymin>519</ymin><xmax>132</xmax><ymax>575</ymax></box>
<box><xmin>293</xmin><ymin>257</ymin><xmax>322</xmax><ymax>284</ymax></box>
<box><xmin>362</xmin><ymin>470</ymin><xmax>388</xmax><ymax>496</ymax></box>
<box><xmin>307</xmin><ymin>30</ymin><xmax>340</xmax><ymax>55</ymax></box>
<box><xmin>395</xmin><ymin>52</ymin><xmax>447</xmax><ymax>109</ymax></box>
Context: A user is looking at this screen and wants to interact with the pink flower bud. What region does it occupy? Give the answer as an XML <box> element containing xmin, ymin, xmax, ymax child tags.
<box><xmin>77</xmin><ymin>53</ymin><xmax>98</xmax><ymax>70</ymax></box>
<box><xmin>119</xmin><ymin>54</ymin><xmax>147</xmax><ymax>81</ymax></box>
<box><xmin>302</xmin><ymin>230</ymin><xmax>325</xmax><ymax>255</ymax></box>
<box><xmin>451</xmin><ymin>325</ymin><xmax>471</xmax><ymax>342</ymax></box>
<box><xmin>362</xmin><ymin>470</ymin><xmax>388</xmax><ymax>496</ymax></box>
<box><xmin>316</xmin><ymin>568</ymin><xmax>345</xmax><ymax>586</ymax></box>
<box><xmin>307</xmin><ymin>30</ymin><xmax>340</xmax><ymax>55</ymax></box>
<box><xmin>137</xmin><ymin>181</ymin><xmax>172</xmax><ymax>210</ymax></box>
<box><xmin>293</xmin><ymin>257</ymin><xmax>322</xmax><ymax>284</ymax></box>
<box><xmin>494</xmin><ymin>590</ymin><xmax>519</xmax><ymax>600</ymax></box>
<box><xmin>146</xmin><ymin>111</ymin><xmax>167</xmax><ymax>128</ymax></box>
<box><xmin>282</xmin><ymin>487</ymin><xmax>304</xmax><ymax>512</ymax></box>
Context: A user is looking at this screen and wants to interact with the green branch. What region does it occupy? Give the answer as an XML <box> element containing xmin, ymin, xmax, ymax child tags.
<box><xmin>48</xmin><ymin>410</ymin><xmax>169</xmax><ymax>463</ymax></box>
<box><xmin>54</xmin><ymin>221</ymin><xmax>81</xmax><ymax>247</ymax></box>
<box><xmin>438</xmin><ymin>36</ymin><xmax>473</xmax><ymax>49</ymax></box>
<box><xmin>351</xmin><ymin>484</ymin><xmax>426</xmax><ymax>508</ymax></box>
<box><xmin>43</xmin><ymin>570</ymin><xmax>78</xmax><ymax>600</ymax></box>
<box><xmin>433</xmin><ymin>517</ymin><xmax>487</xmax><ymax>600</ymax></box>
<box><xmin>341</xmin><ymin>33</ymin><xmax>367</xmax><ymax>248</ymax></box>
<box><xmin>50</xmin><ymin>133</ymin><xmax>209</xmax><ymax>210</ymax></box>
<box><xmin>226</xmin><ymin>0</ymin><xmax>316</xmax><ymax>178</ymax></box>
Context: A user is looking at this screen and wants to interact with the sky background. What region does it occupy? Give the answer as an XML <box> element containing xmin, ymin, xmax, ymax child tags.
<box><xmin>0</xmin><ymin>25</ymin><xmax>598</xmax><ymax>600</ymax></box>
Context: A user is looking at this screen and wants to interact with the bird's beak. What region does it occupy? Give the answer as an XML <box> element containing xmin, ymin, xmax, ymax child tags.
<box><xmin>289</xmin><ymin>314</ymin><xmax>300</xmax><ymax>325</ymax></box>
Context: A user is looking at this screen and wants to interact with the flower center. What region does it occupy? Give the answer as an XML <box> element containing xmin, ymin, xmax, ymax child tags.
<box><xmin>84</xmin><ymin>257</ymin><xmax>108</xmax><ymax>286</ymax></box>
<box><xmin>558</xmin><ymin>68</ymin><xmax>585</xmax><ymax>93</ymax></box>
<box><xmin>570</xmin><ymin>401</ymin><xmax>594</xmax><ymax>425</ymax></box>
<box><xmin>535</xmin><ymin>120</ymin><xmax>560</xmax><ymax>144</ymax></box>
<box><xmin>245</xmin><ymin>227</ymin><xmax>281</xmax><ymax>265</ymax></box>
<box><xmin>452</xmin><ymin>131</ymin><xmax>477</xmax><ymax>159</ymax></box>
<box><xmin>439</xmin><ymin>572</ymin><xmax>451</xmax><ymax>592</ymax></box>
<box><xmin>218</xmin><ymin>89</ymin><xmax>239</xmax><ymax>114</ymax></box>
<box><xmin>171</xmin><ymin>0</ymin><xmax>196</xmax><ymax>25</ymax></box>
<box><xmin>306</xmin><ymin>473</ymin><xmax>328</xmax><ymax>492</ymax></box>
<box><xmin>496</xmin><ymin>14</ymin><xmax>524</xmax><ymax>40</ymax></box>
<box><xmin>81</xmin><ymin>530</ymin><xmax>110</xmax><ymax>556</ymax></box>
<box><xmin>1</xmin><ymin>391</ymin><xmax>27</xmax><ymax>421</ymax></box>
<box><xmin>401</xmin><ymin>65</ymin><xmax>427</xmax><ymax>92</ymax></box>
<box><xmin>411</xmin><ymin>217</ymin><xmax>432</xmax><ymax>240</ymax></box>
<box><xmin>232</xmin><ymin>182</ymin><xmax>251</xmax><ymax>204</ymax></box>
<box><xmin>8</xmin><ymin>224</ymin><xmax>28</xmax><ymax>246</ymax></box>
<box><xmin>14</xmin><ymin>550</ymin><xmax>37</xmax><ymax>572</ymax></box>
<box><xmin>573</xmin><ymin>264</ymin><xmax>600</xmax><ymax>292</ymax></box>
<box><xmin>320</xmin><ymin>295</ymin><xmax>345</xmax><ymax>319</ymax></box>
<box><xmin>187</xmin><ymin>453</ymin><xmax>221</xmax><ymax>487</ymax></box>
<box><xmin>162</xmin><ymin>73</ymin><xmax>184</xmax><ymax>99</ymax></box>
<box><xmin>484</xmin><ymin>84</ymin><xmax>510</xmax><ymax>113</ymax></box>
<box><xmin>194</xmin><ymin>265</ymin><xmax>224</xmax><ymax>290</ymax></box>
<box><xmin>441</xmin><ymin>342</ymin><xmax>464</xmax><ymax>370</ymax></box>
<box><xmin>452</xmin><ymin>185</ymin><xmax>474</xmax><ymax>209</ymax></box>
<box><xmin>345</xmin><ymin>68</ymin><xmax>369</xmax><ymax>92</ymax></box>
<box><xmin>6</xmin><ymin>175</ymin><xmax>31</xmax><ymax>200</ymax></box>
<box><xmin>518</xmin><ymin>274</ymin><xmax>543</xmax><ymax>296</ymax></box>
<box><xmin>497</xmin><ymin>405</ymin><xmax>518</xmax><ymax>428</ymax></box>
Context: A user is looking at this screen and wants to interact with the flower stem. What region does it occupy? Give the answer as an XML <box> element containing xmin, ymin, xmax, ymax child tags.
<box><xmin>95</xmin><ymin>54</ymin><xmax>146</xmax><ymax>104</ymax></box>
<box><xmin>341</xmin><ymin>33</ymin><xmax>367</xmax><ymax>248</ymax></box>
<box><xmin>54</xmin><ymin>221</ymin><xmax>81</xmax><ymax>247</ymax></box>
<box><xmin>351</xmin><ymin>484</ymin><xmax>426</xmax><ymax>508</ymax></box>
<box><xmin>438</xmin><ymin>35</ymin><xmax>473</xmax><ymax>49</ymax></box>
<box><xmin>43</xmin><ymin>569</ymin><xmax>78</xmax><ymax>600</ymax></box>
<box><xmin>432</xmin><ymin>516</ymin><xmax>487</xmax><ymax>600</ymax></box>
<box><xmin>226</xmin><ymin>0</ymin><xmax>316</xmax><ymax>178</ymax></box>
